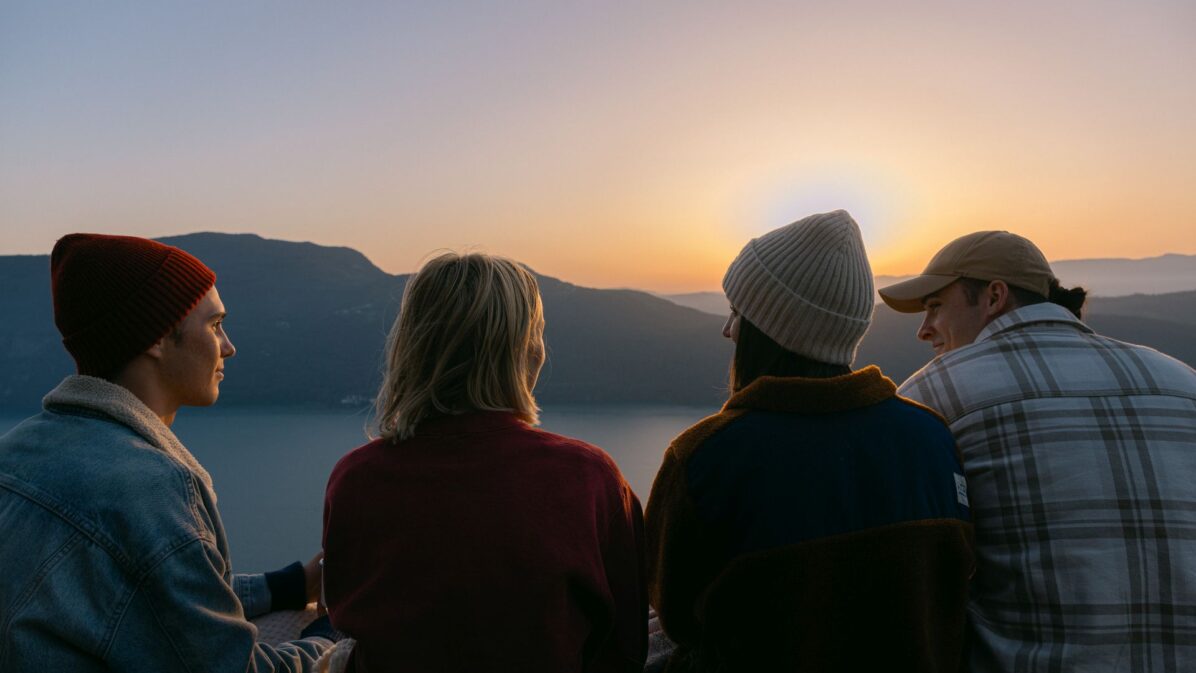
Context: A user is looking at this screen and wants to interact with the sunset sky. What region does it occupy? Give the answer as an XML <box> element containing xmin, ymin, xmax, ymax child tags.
<box><xmin>2</xmin><ymin>2</ymin><xmax>1194</xmax><ymax>292</ymax></box>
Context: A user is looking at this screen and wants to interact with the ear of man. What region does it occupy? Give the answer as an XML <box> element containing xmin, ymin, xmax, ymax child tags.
<box><xmin>982</xmin><ymin>280</ymin><xmax>1013</xmax><ymax>318</ymax></box>
<box><xmin>144</xmin><ymin>324</ymin><xmax>187</xmax><ymax>363</ymax></box>
<box><xmin>144</xmin><ymin>338</ymin><xmax>166</xmax><ymax>361</ymax></box>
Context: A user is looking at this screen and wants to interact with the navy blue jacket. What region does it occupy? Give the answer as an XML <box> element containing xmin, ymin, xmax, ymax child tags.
<box><xmin>645</xmin><ymin>366</ymin><xmax>974</xmax><ymax>672</ymax></box>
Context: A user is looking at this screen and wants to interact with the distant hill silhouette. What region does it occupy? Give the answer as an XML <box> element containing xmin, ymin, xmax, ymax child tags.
<box><xmin>0</xmin><ymin>233</ymin><xmax>730</xmax><ymax>411</ymax></box>
<box><xmin>667</xmin><ymin>253</ymin><xmax>1196</xmax><ymax>315</ymax></box>
<box><xmin>1085</xmin><ymin>291</ymin><xmax>1196</xmax><ymax>327</ymax></box>
<box><xmin>1</xmin><ymin>234</ymin><xmax>1191</xmax><ymax>411</ymax></box>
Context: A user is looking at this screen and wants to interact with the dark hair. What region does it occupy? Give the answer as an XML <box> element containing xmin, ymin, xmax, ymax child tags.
<box><xmin>105</xmin><ymin>323</ymin><xmax>186</xmax><ymax>381</ymax></box>
<box><xmin>957</xmin><ymin>277</ymin><xmax>1087</xmax><ymax>319</ymax></box>
<box><xmin>730</xmin><ymin>318</ymin><xmax>850</xmax><ymax>392</ymax></box>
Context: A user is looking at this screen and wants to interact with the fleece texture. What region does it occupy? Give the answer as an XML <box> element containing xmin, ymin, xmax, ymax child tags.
<box><xmin>646</xmin><ymin>366</ymin><xmax>974</xmax><ymax>672</ymax></box>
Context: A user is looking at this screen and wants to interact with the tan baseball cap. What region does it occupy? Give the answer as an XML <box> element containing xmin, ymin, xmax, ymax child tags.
<box><xmin>878</xmin><ymin>230</ymin><xmax>1055</xmax><ymax>313</ymax></box>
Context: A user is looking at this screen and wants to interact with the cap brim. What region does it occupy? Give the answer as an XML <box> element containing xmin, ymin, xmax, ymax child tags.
<box><xmin>878</xmin><ymin>274</ymin><xmax>960</xmax><ymax>313</ymax></box>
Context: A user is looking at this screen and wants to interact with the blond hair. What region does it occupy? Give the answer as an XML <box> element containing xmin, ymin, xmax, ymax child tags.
<box><xmin>374</xmin><ymin>252</ymin><xmax>544</xmax><ymax>441</ymax></box>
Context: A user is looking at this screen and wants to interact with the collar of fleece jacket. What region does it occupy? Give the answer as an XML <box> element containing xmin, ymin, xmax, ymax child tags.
<box><xmin>722</xmin><ymin>365</ymin><xmax>897</xmax><ymax>415</ymax></box>
<box><xmin>666</xmin><ymin>365</ymin><xmax>942</xmax><ymax>468</ymax></box>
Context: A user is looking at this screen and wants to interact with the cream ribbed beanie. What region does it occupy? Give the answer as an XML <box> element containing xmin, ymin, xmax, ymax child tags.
<box><xmin>722</xmin><ymin>210</ymin><xmax>874</xmax><ymax>366</ymax></box>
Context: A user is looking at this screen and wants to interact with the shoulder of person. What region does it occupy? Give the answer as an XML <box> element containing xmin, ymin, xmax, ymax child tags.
<box><xmin>328</xmin><ymin>436</ymin><xmax>391</xmax><ymax>480</ymax></box>
<box><xmin>664</xmin><ymin>408</ymin><xmax>751</xmax><ymax>465</ymax></box>
<box><xmin>7</xmin><ymin>408</ymin><xmax>214</xmax><ymax>572</ymax></box>
<box><xmin>524</xmin><ymin>425</ymin><xmax>631</xmax><ymax>481</ymax></box>
<box><xmin>33</xmin><ymin>407</ymin><xmax>201</xmax><ymax>496</ymax></box>
<box><xmin>890</xmin><ymin>393</ymin><xmax>951</xmax><ymax>428</ymax></box>
<box><xmin>897</xmin><ymin>341</ymin><xmax>1013</xmax><ymax>415</ymax></box>
<box><xmin>1089</xmin><ymin>335</ymin><xmax>1196</xmax><ymax>388</ymax></box>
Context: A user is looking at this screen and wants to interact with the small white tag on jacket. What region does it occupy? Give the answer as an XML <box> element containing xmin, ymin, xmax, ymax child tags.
<box><xmin>954</xmin><ymin>473</ymin><xmax>969</xmax><ymax>507</ymax></box>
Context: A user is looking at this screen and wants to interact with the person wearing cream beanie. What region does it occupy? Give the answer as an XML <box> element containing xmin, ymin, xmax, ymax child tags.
<box><xmin>644</xmin><ymin>211</ymin><xmax>974</xmax><ymax>672</ymax></box>
<box><xmin>721</xmin><ymin>209</ymin><xmax>874</xmax><ymax>367</ymax></box>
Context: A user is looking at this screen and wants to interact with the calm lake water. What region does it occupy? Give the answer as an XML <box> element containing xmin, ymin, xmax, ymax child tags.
<box><xmin>0</xmin><ymin>404</ymin><xmax>711</xmax><ymax>572</ymax></box>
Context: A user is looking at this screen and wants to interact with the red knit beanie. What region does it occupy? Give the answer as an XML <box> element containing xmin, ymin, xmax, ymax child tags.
<box><xmin>51</xmin><ymin>234</ymin><xmax>216</xmax><ymax>377</ymax></box>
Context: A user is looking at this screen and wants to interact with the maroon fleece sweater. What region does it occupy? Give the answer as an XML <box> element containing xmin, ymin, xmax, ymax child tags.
<box><xmin>323</xmin><ymin>411</ymin><xmax>647</xmax><ymax>673</ymax></box>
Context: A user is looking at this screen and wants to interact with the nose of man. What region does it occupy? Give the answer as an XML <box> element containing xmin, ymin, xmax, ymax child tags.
<box><xmin>221</xmin><ymin>331</ymin><xmax>236</xmax><ymax>359</ymax></box>
<box><xmin>916</xmin><ymin>314</ymin><xmax>934</xmax><ymax>342</ymax></box>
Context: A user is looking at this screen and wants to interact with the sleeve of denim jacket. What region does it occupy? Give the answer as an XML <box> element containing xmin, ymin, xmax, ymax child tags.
<box><xmin>233</xmin><ymin>572</ymin><xmax>272</xmax><ymax>619</ymax></box>
<box><xmin>106</xmin><ymin>537</ymin><xmax>331</xmax><ymax>673</ymax></box>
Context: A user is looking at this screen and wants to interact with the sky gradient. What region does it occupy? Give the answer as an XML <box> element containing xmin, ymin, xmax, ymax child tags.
<box><xmin>2</xmin><ymin>1</ymin><xmax>1194</xmax><ymax>292</ymax></box>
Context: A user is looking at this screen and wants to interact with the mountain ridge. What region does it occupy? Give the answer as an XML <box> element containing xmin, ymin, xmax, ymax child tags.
<box><xmin>1</xmin><ymin>233</ymin><xmax>1191</xmax><ymax>412</ymax></box>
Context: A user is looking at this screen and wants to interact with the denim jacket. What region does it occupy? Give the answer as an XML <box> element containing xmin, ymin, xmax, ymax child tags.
<box><xmin>0</xmin><ymin>376</ymin><xmax>330</xmax><ymax>672</ymax></box>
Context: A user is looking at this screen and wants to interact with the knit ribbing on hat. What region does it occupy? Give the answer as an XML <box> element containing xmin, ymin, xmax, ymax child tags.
<box><xmin>722</xmin><ymin>210</ymin><xmax>875</xmax><ymax>366</ymax></box>
<box><xmin>52</xmin><ymin>234</ymin><xmax>216</xmax><ymax>377</ymax></box>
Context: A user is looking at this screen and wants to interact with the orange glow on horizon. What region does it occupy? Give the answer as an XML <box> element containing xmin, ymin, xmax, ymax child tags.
<box><xmin>2</xmin><ymin>3</ymin><xmax>1193</xmax><ymax>292</ymax></box>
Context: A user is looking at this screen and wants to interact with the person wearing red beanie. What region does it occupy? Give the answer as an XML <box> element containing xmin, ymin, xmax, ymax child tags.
<box><xmin>0</xmin><ymin>234</ymin><xmax>338</xmax><ymax>672</ymax></box>
<box><xmin>51</xmin><ymin>233</ymin><xmax>218</xmax><ymax>379</ymax></box>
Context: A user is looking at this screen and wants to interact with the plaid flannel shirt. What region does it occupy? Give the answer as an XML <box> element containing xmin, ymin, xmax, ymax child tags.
<box><xmin>899</xmin><ymin>302</ymin><xmax>1196</xmax><ymax>673</ymax></box>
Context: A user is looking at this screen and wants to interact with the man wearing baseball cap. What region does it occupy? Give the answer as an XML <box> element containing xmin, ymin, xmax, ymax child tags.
<box><xmin>879</xmin><ymin>231</ymin><xmax>1196</xmax><ymax>672</ymax></box>
<box><xmin>0</xmin><ymin>235</ymin><xmax>335</xmax><ymax>671</ymax></box>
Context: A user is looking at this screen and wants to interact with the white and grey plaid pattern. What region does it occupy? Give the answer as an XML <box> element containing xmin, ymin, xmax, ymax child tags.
<box><xmin>900</xmin><ymin>303</ymin><xmax>1196</xmax><ymax>673</ymax></box>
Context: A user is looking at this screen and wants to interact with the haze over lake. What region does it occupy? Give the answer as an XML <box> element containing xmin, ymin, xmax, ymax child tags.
<box><xmin>0</xmin><ymin>405</ymin><xmax>709</xmax><ymax>572</ymax></box>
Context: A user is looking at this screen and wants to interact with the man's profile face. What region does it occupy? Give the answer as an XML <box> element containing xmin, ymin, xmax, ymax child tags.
<box><xmin>159</xmin><ymin>286</ymin><xmax>236</xmax><ymax>407</ymax></box>
<box><xmin>917</xmin><ymin>280</ymin><xmax>990</xmax><ymax>355</ymax></box>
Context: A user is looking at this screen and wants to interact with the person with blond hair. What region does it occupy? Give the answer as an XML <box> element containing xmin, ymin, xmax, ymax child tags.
<box><xmin>320</xmin><ymin>252</ymin><xmax>647</xmax><ymax>672</ymax></box>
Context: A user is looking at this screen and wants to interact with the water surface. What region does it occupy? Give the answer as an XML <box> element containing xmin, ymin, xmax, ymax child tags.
<box><xmin>1</xmin><ymin>404</ymin><xmax>711</xmax><ymax>572</ymax></box>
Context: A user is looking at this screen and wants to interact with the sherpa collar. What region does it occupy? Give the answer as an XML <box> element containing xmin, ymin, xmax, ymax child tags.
<box><xmin>723</xmin><ymin>365</ymin><xmax>897</xmax><ymax>415</ymax></box>
<box><xmin>43</xmin><ymin>375</ymin><xmax>215</xmax><ymax>496</ymax></box>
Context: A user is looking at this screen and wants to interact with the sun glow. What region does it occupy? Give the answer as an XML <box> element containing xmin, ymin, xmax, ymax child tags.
<box><xmin>2</xmin><ymin>2</ymin><xmax>1194</xmax><ymax>291</ymax></box>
